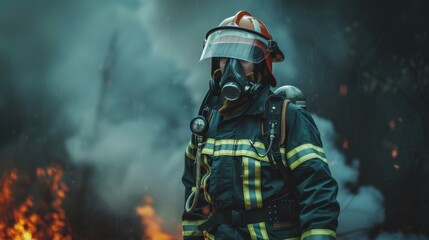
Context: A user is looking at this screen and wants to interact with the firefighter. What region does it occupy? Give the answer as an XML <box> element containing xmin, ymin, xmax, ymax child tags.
<box><xmin>182</xmin><ymin>11</ymin><xmax>340</xmax><ymax>240</ymax></box>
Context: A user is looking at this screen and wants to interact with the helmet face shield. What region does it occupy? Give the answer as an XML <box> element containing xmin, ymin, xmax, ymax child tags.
<box><xmin>200</xmin><ymin>29</ymin><xmax>270</xmax><ymax>64</ymax></box>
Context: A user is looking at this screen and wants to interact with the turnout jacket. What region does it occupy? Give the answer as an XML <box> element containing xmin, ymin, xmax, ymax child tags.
<box><xmin>182</xmin><ymin>88</ymin><xmax>340</xmax><ymax>240</ymax></box>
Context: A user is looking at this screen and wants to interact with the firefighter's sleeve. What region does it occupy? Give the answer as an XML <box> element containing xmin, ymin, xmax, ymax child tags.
<box><xmin>181</xmin><ymin>136</ymin><xmax>209</xmax><ymax>240</ymax></box>
<box><xmin>286</xmin><ymin>108</ymin><xmax>340</xmax><ymax>240</ymax></box>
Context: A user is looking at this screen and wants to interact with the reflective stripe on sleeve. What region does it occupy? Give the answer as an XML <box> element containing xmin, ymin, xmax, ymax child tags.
<box><xmin>287</xmin><ymin>144</ymin><xmax>327</xmax><ymax>170</ymax></box>
<box><xmin>186</xmin><ymin>140</ymin><xmax>196</xmax><ymax>160</ymax></box>
<box><xmin>301</xmin><ymin>229</ymin><xmax>336</xmax><ymax>239</ymax></box>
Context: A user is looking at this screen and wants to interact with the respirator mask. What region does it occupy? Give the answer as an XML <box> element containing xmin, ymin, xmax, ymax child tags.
<box><xmin>210</xmin><ymin>58</ymin><xmax>261</xmax><ymax>101</ymax></box>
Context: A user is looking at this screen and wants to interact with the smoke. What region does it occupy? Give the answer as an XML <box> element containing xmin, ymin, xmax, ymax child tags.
<box><xmin>315</xmin><ymin>115</ymin><xmax>428</xmax><ymax>240</ymax></box>
<box><xmin>136</xmin><ymin>0</ymin><xmax>306</xmax><ymax>101</ymax></box>
<box><xmin>313</xmin><ymin>115</ymin><xmax>385</xmax><ymax>239</ymax></box>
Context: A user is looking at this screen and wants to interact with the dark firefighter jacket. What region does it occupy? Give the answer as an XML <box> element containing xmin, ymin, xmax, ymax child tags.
<box><xmin>182</xmin><ymin>87</ymin><xmax>340</xmax><ymax>240</ymax></box>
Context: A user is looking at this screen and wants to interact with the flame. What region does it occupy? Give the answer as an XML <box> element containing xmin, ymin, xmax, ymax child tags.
<box><xmin>136</xmin><ymin>196</ymin><xmax>178</xmax><ymax>240</ymax></box>
<box><xmin>391</xmin><ymin>149</ymin><xmax>398</xmax><ymax>158</ymax></box>
<box><xmin>0</xmin><ymin>165</ymin><xmax>72</xmax><ymax>240</ymax></box>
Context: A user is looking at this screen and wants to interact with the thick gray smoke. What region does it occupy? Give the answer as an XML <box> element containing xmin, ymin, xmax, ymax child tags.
<box><xmin>315</xmin><ymin>115</ymin><xmax>428</xmax><ymax>240</ymax></box>
<box><xmin>313</xmin><ymin>115</ymin><xmax>384</xmax><ymax>239</ymax></box>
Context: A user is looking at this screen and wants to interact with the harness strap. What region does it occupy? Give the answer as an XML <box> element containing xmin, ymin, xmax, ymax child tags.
<box><xmin>263</xmin><ymin>96</ymin><xmax>293</xmax><ymax>190</ymax></box>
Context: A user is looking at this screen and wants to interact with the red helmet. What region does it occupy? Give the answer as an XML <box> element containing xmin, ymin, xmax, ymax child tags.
<box><xmin>200</xmin><ymin>11</ymin><xmax>284</xmax><ymax>87</ymax></box>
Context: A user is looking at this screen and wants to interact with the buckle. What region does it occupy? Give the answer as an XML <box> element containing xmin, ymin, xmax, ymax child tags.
<box><xmin>231</xmin><ymin>210</ymin><xmax>243</xmax><ymax>227</ymax></box>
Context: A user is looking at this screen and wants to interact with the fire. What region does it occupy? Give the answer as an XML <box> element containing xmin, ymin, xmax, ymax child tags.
<box><xmin>0</xmin><ymin>165</ymin><xmax>72</xmax><ymax>240</ymax></box>
<box><xmin>136</xmin><ymin>196</ymin><xmax>178</xmax><ymax>240</ymax></box>
<box><xmin>391</xmin><ymin>149</ymin><xmax>399</xmax><ymax>158</ymax></box>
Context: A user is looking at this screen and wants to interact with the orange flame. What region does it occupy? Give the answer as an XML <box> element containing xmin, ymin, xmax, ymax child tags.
<box><xmin>391</xmin><ymin>149</ymin><xmax>398</xmax><ymax>158</ymax></box>
<box><xmin>136</xmin><ymin>196</ymin><xmax>178</xmax><ymax>240</ymax></box>
<box><xmin>0</xmin><ymin>165</ymin><xmax>72</xmax><ymax>240</ymax></box>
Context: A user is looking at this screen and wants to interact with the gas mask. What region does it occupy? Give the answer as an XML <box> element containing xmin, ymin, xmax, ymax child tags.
<box><xmin>210</xmin><ymin>58</ymin><xmax>261</xmax><ymax>101</ymax></box>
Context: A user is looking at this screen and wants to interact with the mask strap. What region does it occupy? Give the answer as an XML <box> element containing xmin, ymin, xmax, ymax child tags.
<box><xmin>212</xmin><ymin>68</ymin><xmax>222</xmax><ymax>80</ymax></box>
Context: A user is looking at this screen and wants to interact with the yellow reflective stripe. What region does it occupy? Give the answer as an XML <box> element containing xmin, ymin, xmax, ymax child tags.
<box><xmin>206</xmin><ymin>138</ymin><xmax>264</xmax><ymax>147</ymax></box>
<box><xmin>247</xmin><ymin>223</ymin><xmax>269</xmax><ymax>240</ymax></box>
<box><xmin>258</xmin><ymin>222</ymin><xmax>269</xmax><ymax>239</ymax></box>
<box><xmin>284</xmin><ymin>237</ymin><xmax>300</xmax><ymax>240</ymax></box>
<box><xmin>243</xmin><ymin>157</ymin><xmax>268</xmax><ymax>240</ymax></box>
<box><xmin>202</xmin><ymin>138</ymin><xmax>287</xmax><ymax>163</ymax></box>
<box><xmin>201</xmin><ymin>148</ymin><xmax>287</xmax><ymax>164</ymax></box>
<box><xmin>202</xmin><ymin>147</ymin><xmax>214</xmax><ymax>155</ymax></box>
<box><xmin>254</xmin><ymin>161</ymin><xmax>263</xmax><ymax>208</ymax></box>
<box><xmin>204</xmin><ymin>231</ymin><xmax>216</xmax><ymax>239</ymax></box>
<box><xmin>182</xmin><ymin>219</ymin><xmax>207</xmax><ymax>237</ymax></box>
<box><xmin>211</xmin><ymin>149</ymin><xmax>268</xmax><ymax>161</ymax></box>
<box><xmin>242</xmin><ymin>157</ymin><xmax>263</xmax><ymax>210</ymax></box>
<box><xmin>301</xmin><ymin>229</ymin><xmax>336</xmax><ymax>239</ymax></box>
<box><xmin>205</xmin><ymin>138</ymin><xmax>265</xmax><ymax>149</ymax></box>
<box><xmin>189</xmin><ymin>139</ymin><xmax>196</xmax><ymax>149</ymax></box>
<box><xmin>182</xmin><ymin>220</ymin><xmax>207</xmax><ymax>225</ymax></box>
<box><xmin>287</xmin><ymin>143</ymin><xmax>324</xmax><ymax>159</ymax></box>
<box><xmin>186</xmin><ymin>140</ymin><xmax>196</xmax><ymax>160</ymax></box>
<box><xmin>243</xmin><ymin>157</ymin><xmax>252</xmax><ymax>210</ymax></box>
<box><xmin>186</xmin><ymin>147</ymin><xmax>195</xmax><ymax>160</ymax></box>
<box><xmin>248</xmin><ymin>224</ymin><xmax>258</xmax><ymax>240</ymax></box>
<box><xmin>289</xmin><ymin>153</ymin><xmax>328</xmax><ymax>170</ymax></box>
<box><xmin>183</xmin><ymin>230</ymin><xmax>203</xmax><ymax>237</ymax></box>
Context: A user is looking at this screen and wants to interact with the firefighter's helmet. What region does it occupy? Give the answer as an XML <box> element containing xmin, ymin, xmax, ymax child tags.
<box><xmin>200</xmin><ymin>11</ymin><xmax>284</xmax><ymax>87</ymax></box>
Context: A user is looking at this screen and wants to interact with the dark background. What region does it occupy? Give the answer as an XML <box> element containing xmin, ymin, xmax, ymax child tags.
<box><xmin>0</xmin><ymin>0</ymin><xmax>428</xmax><ymax>239</ymax></box>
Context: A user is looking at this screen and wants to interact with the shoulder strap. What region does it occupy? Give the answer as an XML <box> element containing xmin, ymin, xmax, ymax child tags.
<box><xmin>262</xmin><ymin>95</ymin><xmax>293</xmax><ymax>189</ymax></box>
<box><xmin>261</xmin><ymin>95</ymin><xmax>289</xmax><ymax>144</ymax></box>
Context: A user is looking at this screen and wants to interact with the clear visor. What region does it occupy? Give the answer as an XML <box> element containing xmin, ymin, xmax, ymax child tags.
<box><xmin>200</xmin><ymin>29</ymin><xmax>270</xmax><ymax>64</ymax></box>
